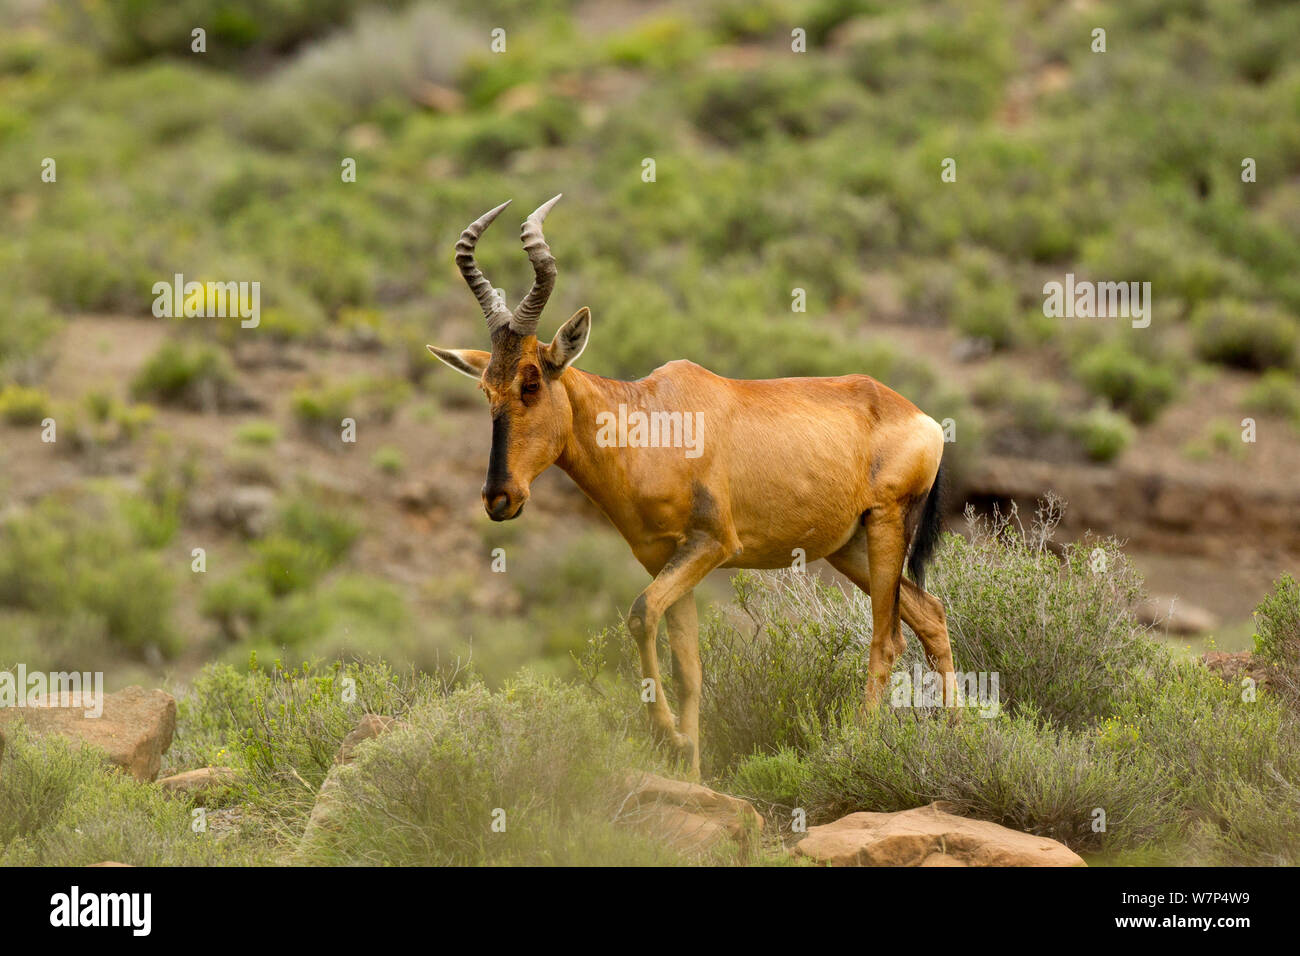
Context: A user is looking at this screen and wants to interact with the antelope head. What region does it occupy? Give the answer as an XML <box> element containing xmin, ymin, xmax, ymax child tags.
<box><xmin>428</xmin><ymin>196</ymin><xmax>591</xmax><ymax>521</ymax></box>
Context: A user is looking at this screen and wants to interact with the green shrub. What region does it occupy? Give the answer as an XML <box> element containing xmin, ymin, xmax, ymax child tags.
<box><xmin>291</xmin><ymin>376</ymin><xmax>409</xmax><ymax>442</ymax></box>
<box><xmin>1074</xmin><ymin>342</ymin><xmax>1178</xmax><ymax>424</ymax></box>
<box><xmin>230</xmin><ymin>659</ymin><xmax>426</xmax><ymax>797</ymax></box>
<box><xmin>1107</xmin><ymin>663</ymin><xmax>1300</xmax><ymax>865</ymax></box>
<box><xmin>371</xmin><ymin>445</ymin><xmax>404</xmax><ymax>474</ymax></box>
<box><xmin>953</xmin><ymin>283</ymin><xmax>1023</xmax><ymax>350</ymax></box>
<box><xmin>297</xmin><ymin>672</ymin><xmax>694</xmax><ymax>866</ymax></box>
<box><xmin>1192</xmin><ymin>299</ymin><xmax>1298</xmax><ymax>371</ymax></box>
<box><xmin>694</xmin><ymin>571</ymin><xmax>874</xmax><ymax>775</ymax></box>
<box><xmin>1185</xmin><ymin>418</ymin><xmax>1250</xmax><ymax>461</ymax></box>
<box><xmin>1242</xmin><ymin>369</ymin><xmax>1300</xmax><ymax>422</ymax></box>
<box><xmin>0</xmin><ymin>492</ymin><xmax>179</xmax><ymax>657</ymax></box>
<box><xmin>928</xmin><ymin>501</ymin><xmax>1163</xmax><ymax>727</ymax></box>
<box><xmin>72</xmin><ymin>0</ymin><xmax>390</xmax><ymax>63</ymax></box>
<box><xmin>725</xmin><ymin>532</ymin><xmax>1300</xmax><ymax>861</ymax></box>
<box><xmin>200</xmin><ymin>576</ymin><xmax>274</xmax><ymax>640</ymax></box>
<box><xmin>0</xmin><ymin>292</ymin><xmax>59</xmax><ymax>376</ymax></box>
<box><xmin>745</xmin><ymin>706</ymin><xmax>1168</xmax><ymax>850</ymax></box>
<box><xmin>1070</xmin><ymin>405</ymin><xmax>1135</xmax><ymax>462</ymax></box>
<box><xmin>253</xmin><ymin>574</ymin><xmax>408</xmax><ymax>652</ymax></box>
<box><xmin>972</xmin><ymin>368</ymin><xmax>1065</xmax><ymax>438</ymax></box>
<box><xmin>1253</xmin><ymin>574</ymin><xmax>1300</xmax><ymax>710</ymax></box>
<box><xmin>131</xmin><ymin>340</ymin><xmax>237</xmax><ymax>410</ymax></box>
<box><xmin>0</xmin><ymin>384</ymin><xmax>49</xmax><ymax>425</ymax></box>
<box><xmin>0</xmin><ymin>723</ymin><xmax>267</xmax><ymax>866</ymax></box>
<box><xmin>49</xmin><ymin>395</ymin><xmax>156</xmax><ymax>453</ymax></box>
<box><xmin>279</xmin><ymin>494</ymin><xmax>361</xmax><ymax>563</ymax></box>
<box><xmin>605</xmin><ymin>16</ymin><xmax>704</xmax><ymax>71</ymax></box>
<box><xmin>236</xmin><ymin>420</ymin><xmax>280</xmax><ymax>446</ymax></box>
<box><xmin>689</xmin><ymin>66</ymin><xmax>831</xmax><ymax>147</ymax></box>
<box><xmin>252</xmin><ymin>535</ymin><xmax>331</xmax><ymax>597</ymax></box>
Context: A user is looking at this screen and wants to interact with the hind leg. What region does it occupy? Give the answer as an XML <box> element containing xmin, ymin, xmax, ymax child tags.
<box><xmin>900</xmin><ymin>578</ymin><xmax>956</xmax><ymax>705</ymax></box>
<box><xmin>827</xmin><ymin>528</ymin><xmax>906</xmax><ymax>658</ymax></box>
<box><xmin>862</xmin><ymin>506</ymin><xmax>907</xmax><ymax>707</ymax></box>
<box><xmin>829</xmin><ymin>520</ymin><xmax>956</xmax><ymax>707</ymax></box>
<box><xmin>826</xmin><ymin>508</ymin><xmax>906</xmax><ymax>709</ymax></box>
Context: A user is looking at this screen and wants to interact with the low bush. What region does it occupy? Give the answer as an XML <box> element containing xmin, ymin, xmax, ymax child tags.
<box><xmin>1253</xmin><ymin>573</ymin><xmax>1300</xmax><ymax>710</ymax></box>
<box><xmin>0</xmin><ymin>383</ymin><xmax>49</xmax><ymax>425</ymax></box>
<box><xmin>290</xmin><ymin>376</ymin><xmax>409</xmax><ymax>442</ymax></box>
<box><xmin>131</xmin><ymin>340</ymin><xmax>237</xmax><ymax>411</ymax></box>
<box><xmin>1192</xmin><ymin>299</ymin><xmax>1297</xmax><ymax>371</ymax></box>
<box><xmin>0</xmin><ymin>724</ymin><xmax>267</xmax><ymax>866</ymax></box>
<box><xmin>695</xmin><ymin>571</ymin><xmax>874</xmax><ymax>775</ymax></box>
<box><xmin>1070</xmin><ymin>405</ymin><xmax>1135</xmax><ymax>462</ymax></box>
<box><xmin>1074</xmin><ymin>342</ymin><xmax>1179</xmax><ymax>424</ymax></box>
<box><xmin>0</xmin><ymin>492</ymin><xmax>179</xmax><ymax>657</ymax></box>
<box><xmin>298</xmin><ymin>672</ymin><xmax>690</xmax><ymax>865</ymax></box>
<box><xmin>1242</xmin><ymin>369</ymin><xmax>1300</xmax><ymax>423</ymax></box>
<box><xmin>929</xmin><ymin>501</ymin><xmax>1163</xmax><ymax>727</ymax></box>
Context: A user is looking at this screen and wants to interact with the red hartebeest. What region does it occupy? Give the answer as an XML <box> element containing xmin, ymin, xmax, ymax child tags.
<box><xmin>429</xmin><ymin>197</ymin><xmax>955</xmax><ymax>775</ymax></box>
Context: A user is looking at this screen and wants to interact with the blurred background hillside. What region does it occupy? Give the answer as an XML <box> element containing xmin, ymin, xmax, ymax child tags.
<box><xmin>1</xmin><ymin>0</ymin><xmax>1298</xmax><ymax>689</ymax></box>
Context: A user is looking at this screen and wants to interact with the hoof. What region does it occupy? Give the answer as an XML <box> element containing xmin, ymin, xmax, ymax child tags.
<box><xmin>670</xmin><ymin>733</ymin><xmax>700</xmax><ymax>779</ymax></box>
<box><xmin>651</xmin><ymin>727</ymin><xmax>698</xmax><ymax>771</ymax></box>
<box><xmin>671</xmin><ymin>732</ymin><xmax>696</xmax><ymax>762</ymax></box>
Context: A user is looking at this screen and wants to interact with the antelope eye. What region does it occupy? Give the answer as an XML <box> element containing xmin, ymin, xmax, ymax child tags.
<box><xmin>521</xmin><ymin>381</ymin><xmax>540</xmax><ymax>396</ymax></box>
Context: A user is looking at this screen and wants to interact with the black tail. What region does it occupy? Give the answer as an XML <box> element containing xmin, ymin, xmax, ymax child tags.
<box><xmin>906</xmin><ymin>461</ymin><xmax>945</xmax><ymax>591</ymax></box>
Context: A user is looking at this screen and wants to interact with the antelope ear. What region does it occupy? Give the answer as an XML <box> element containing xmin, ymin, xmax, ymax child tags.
<box><xmin>541</xmin><ymin>307</ymin><xmax>590</xmax><ymax>374</ymax></box>
<box><xmin>427</xmin><ymin>346</ymin><xmax>489</xmax><ymax>380</ymax></box>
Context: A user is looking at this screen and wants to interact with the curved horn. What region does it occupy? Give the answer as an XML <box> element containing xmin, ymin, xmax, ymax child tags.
<box><xmin>456</xmin><ymin>199</ymin><xmax>512</xmax><ymax>330</ymax></box>
<box><xmin>511</xmin><ymin>193</ymin><xmax>562</xmax><ymax>335</ymax></box>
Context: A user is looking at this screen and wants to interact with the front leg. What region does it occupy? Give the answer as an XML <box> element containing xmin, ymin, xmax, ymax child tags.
<box><xmin>627</xmin><ymin>530</ymin><xmax>731</xmax><ymax>774</ymax></box>
<box><xmin>665</xmin><ymin>594</ymin><xmax>702</xmax><ymax>778</ymax></box>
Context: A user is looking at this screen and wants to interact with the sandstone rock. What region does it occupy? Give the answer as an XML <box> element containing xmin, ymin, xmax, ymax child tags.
<box><xmin>412</xmin><ymin>82</ymin><xmax>464</xmax><ymax>113</ymax></box>
<box><xmin>300</xmin><ymin>714</ymin><xmax>404</xmax><ymax>847</ymax></box>
<box><xmin>619</xmin><ymin>772</ymin><xmax>763</xmax><ymax>854</ymax></box>
<box><xmin>1137</xmin><ymin>595</ymin><xmax>1217</xmax><ymax>635</ymax></box>
<box><xmin>796</xmin><ymin>803</ymin><xmax>1085</xmax><ymax>867</ymax></box>
<box><xmin>156</xmin><ymin>766</ymin><xmax>242</xmax><ymax>798</ymax></box>
<box><xmin>395</xmin><ymin>478</ymin><xmax>451</xmax><ymax>512</ymax></box>
<box><xmin>0</xmin><ymin>686</ymin><xmax>176</xmax><ymax>782</ymax></box>
<box><xmin>336</xmin><ymin>714</ymin><xmax>399</xmax><ymax>766</ymax></box>
<box><xmin>1203</xmin><ymin>651</ymin><xmax>1277</xmax><ymax>693</ymax></box>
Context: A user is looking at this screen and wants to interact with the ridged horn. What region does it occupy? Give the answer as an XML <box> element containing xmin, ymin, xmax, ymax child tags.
<box><xmin>456</xmin><ymin>199</ymin><xmax>512</xmax><ymax>331</ymax></box>
<box><xmin>511</xmin><ymin>193</ymin><xmax>562</xmax><ymax>335</ymax></box>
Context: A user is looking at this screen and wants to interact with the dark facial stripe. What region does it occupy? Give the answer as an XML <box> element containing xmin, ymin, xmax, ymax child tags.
<box><xmin>486</xmin><ymin>412</ymin><xmax>512</xmax><ymax>488</ymax></box>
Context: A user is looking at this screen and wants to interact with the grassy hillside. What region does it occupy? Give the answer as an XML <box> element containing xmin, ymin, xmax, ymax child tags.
<box><xmin>0</xmin><ymin>0</ymin><xmax>1298</xmax><ymax>684</ymax></box>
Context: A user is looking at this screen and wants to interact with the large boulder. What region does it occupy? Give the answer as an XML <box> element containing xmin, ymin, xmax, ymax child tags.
<box><xmin>619</xmin><ymin>772</ymin><xmax>763</xmax><ymax>855</ymax></box>
<box><xmin>796</xmin><ymin>803</ymin><xmax>1085</xmax><ymax>867</ymax></box>
<box><xmin>0</xmin><ymin>686</ymin><xmax>176</xmax><ymax>782</ymax></box>
<box><xmin>335</xmin><ymin>714</ymin><xmax>399</xmax><ymax>766</ymax></box>
<box><xmin>1202</xmin><ymin>651</ymin><xmax>1278</xmax><ymax>693</ymax></box>
<box><xmin>300</xmin><ymin>714</ymin><xmax>404</xmax><ymax>848</ymax></box>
